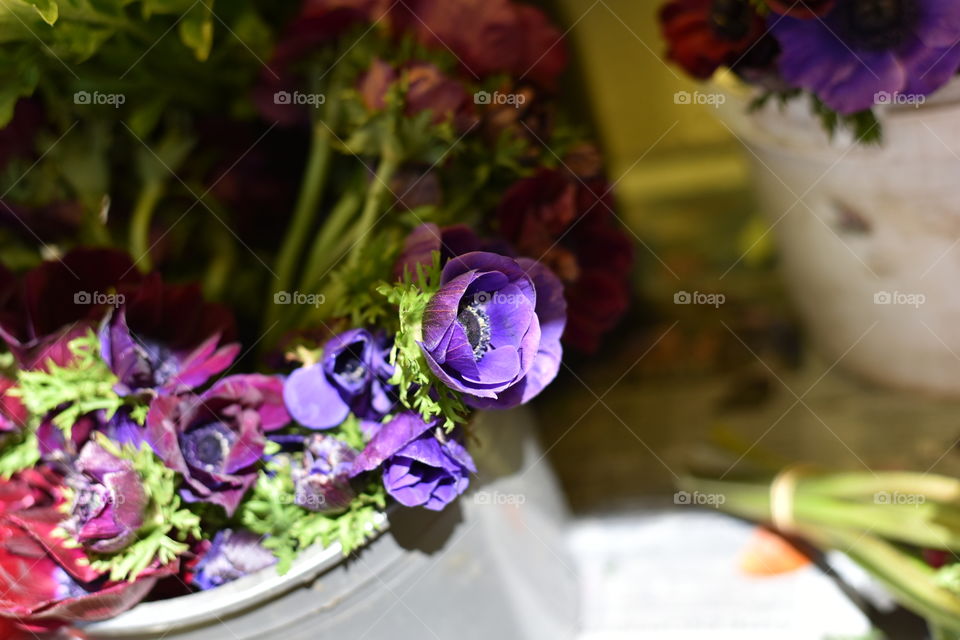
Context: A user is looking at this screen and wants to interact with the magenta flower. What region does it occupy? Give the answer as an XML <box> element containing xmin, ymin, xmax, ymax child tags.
<box><xmin>419</xmin><ymin>251</ymin><xmax>566</xmax><ymax>408</ymax></box>
<box><xmin>146</xmin><ymin>375</ymin><xmax>289</xmax><ymax>516</ymax></box>
<box><xmin>351</xmin><ymin>412</ymin><xmax>475</xmax><ymax>510</ymax></box>
<box><xmin>64</xmin><ymin>442</ymin><xmax>148</xmax><ymax>554</ymax></box>
<box><xmin>99</xmin><ymin>273</ymin><xmax>239</xmax><ymax>396</ymax></box>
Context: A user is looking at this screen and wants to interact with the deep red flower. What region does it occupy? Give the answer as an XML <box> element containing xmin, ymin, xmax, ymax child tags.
<box><xmin>497</xmin><ymin>164</ymin><xmax>633</xmax><ymax>353</ymax></box>
<box><xmin>0</xmin><ymin>468</ymin><xmax>172</xmax><ymax>631</ymax></box>
<box><xmin>659</xmin><ymin>0</ymin><xmax>766</xmax><ymax>79</ymax></box>
<box><xmin>765</xmin><ymin>0</ymin><xmax>834</xmax><ymax>18</ymax></box>
<box><xmin>402</xmin><ymin>0</ymin><xmax>568</xmax><ymax>89</ymax></box>
<box><xmin>0</xmin><ymin>249</ymin><xmax>143</xmax><ymax>370</ymax></box>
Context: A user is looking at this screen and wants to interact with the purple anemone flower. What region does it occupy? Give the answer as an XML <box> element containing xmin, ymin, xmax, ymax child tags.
<box><xmin>146</xmin><ymin>375</ymin><xmax>289</xmax><ymax>516</ymax></box>
<box><xmin>99</xmin><ymin>276</ymin><xmax>240</xmax><ymax>398</ymax></box>
<box><xmin>292</xmin><ymin>434</ymin><xmax>358</xmax><ymax>513</ymax></box>
<box><xmin>283</xmin><ymin>329</ymin><xmax>396</xmax><ymax>430</ymax></box>
<box><xmin>419</xmin><ymin>251</ymin><xmax>566</xmax><ymax>409</ymax></box>
<box><xmin>351</xmin><ymin>412</ymin><xmax>475</xmax><ymax>511</ymax></box>
<box><xmin>38</xmin><ymin>409</ymin><xmax>145</xmax><ymax>464</ymax></box>
<box><xmin>771</xmin><ymin>0</ymin><xmax>960</xmax><ymax>114</ymax></box>
<box><xmin>191</xmin><ymin>529</ymin><xmax>276</xmax><ymax>591</ymax></box>
<box><xmin>65</xmin><ymin>442</ymin><xmax>148</xmax><ymax>554</ymax></box>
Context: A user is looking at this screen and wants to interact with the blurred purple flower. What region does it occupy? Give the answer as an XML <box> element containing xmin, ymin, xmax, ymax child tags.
<box><xmin>191</xmin><ymin>529</ymin><xmax>276</xmax><ymax>591</ymax></box>
<box><xmin>419</xmin><ymin>251</ymin><xmax>565</xmax><ymax>408</ymax></box>
<box><xmin>351</xmin><ymin>412</ymin><xmax>475</xmax><ymax>510</ymax></box>
<box><xmin>284</xmin><ymin>329</ymin><xmax>396</xmax><ymax>430</ymax></box>
<box><xmin>146</xmin><ymin>375</ymin><xmax>289</xmax><ymax>516</ymax></box>
<box><xmin>64</xmin><ymin>442</ymin><xmax>148</xmax><ymax>554</ymax></box>
<box><xmin>771</xmin><ymin>0</ymin><xmax>960</xmax><ymax>114</ymax></box>
<box><xmin>394</xmin><ymin>223</ymin><xmax>483</xmax><ymax>280</ymax></box>
<box><xmin>292</xmin><ymin>434</ymin><xmax>358</xmax><ymax>513</ymax></box>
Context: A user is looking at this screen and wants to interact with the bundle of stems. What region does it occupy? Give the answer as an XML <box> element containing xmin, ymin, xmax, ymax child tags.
<box><xmin>680</xmin><ymin>470</ymin><xmax>960</xmax><ymax>637</ymax></box>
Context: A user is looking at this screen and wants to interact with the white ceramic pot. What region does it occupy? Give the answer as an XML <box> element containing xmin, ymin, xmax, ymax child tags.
<box><xmin>720</xmin><ymin>79</ymin><xmax>960</xmax><ymax>395</ymax></box>
<box><xmin>77</xmin><ymin>408</ymin><xmax>578</xmax><ymax>640</ymax></box>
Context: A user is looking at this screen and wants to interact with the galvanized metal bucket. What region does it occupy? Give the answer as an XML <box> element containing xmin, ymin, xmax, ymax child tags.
<box><xmin>79</xmin><ymin>408</ymin><xmax>578</xmax><ymax>639</ymax></box>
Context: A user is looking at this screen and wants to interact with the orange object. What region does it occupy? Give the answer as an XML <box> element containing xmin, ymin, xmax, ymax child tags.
<box><xmin>739</xmin><ymin>527</ymin><xmax>812</xmax><ymax>576</ymax></box>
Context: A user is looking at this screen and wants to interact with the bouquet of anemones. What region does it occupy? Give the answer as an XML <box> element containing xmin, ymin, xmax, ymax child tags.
<box><xmin>0</xmin><ymin>0</ymin><xmax>633</xmax><ymax>633</ymax></box>
<box><xmin>658</xmin><ymin>0</ymin><xmax>960</xmax><ymax>141</ymax></box>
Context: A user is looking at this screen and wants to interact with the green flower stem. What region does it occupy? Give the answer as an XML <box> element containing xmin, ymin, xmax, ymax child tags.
<box><xmin>678</xmin><ymin>476</ymin><xmax>960</xmax><ymax>549</ymax></box>
<box><xmin>298</xmin><ymin>186</ymin><xmax>364</xmax><ymax>294</ymax></box>
<box><xmin>347</xmin><ymin>150</ymin><xmax>401</xmax><ymax>270</ymax></box>
<box><xmin>267</xmin><ymin>120</ymin><xmax>334</xmax><ymax>327</ymax></box>
<box><xmin>813</xmin><ymin>526</ymin><xmax>960</xmax><ymax>634</ymax></box>
<box><xmin>129</xmin><ymin>179</ymin><xmax>164</xmax><ymax>272</ymax></box>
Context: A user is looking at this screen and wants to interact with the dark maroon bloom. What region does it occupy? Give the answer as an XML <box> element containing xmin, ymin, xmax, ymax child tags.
<box><xmin>498</xmin><ymin>168</ymin><xmax>633</xmax><ymax>353</ymax></box>
<box><xmin>351</xmin><ymin>412</ymin><xmax>475</xmax><ymax>510</ymax></box>
<box><xmin>403</xmin><ymin>0</ymin><xmax>568</xmax><ymax>88</ymax></box>
<box><xmin>191</xmin><ymin>529</ymin><xmax>276</xmax><ymax>590</ymax></box>
<box><xmin>146</xmin><ymin>375</ymin><xmax>289</xmax><ymax>516</ymax></box>
<box><xmin>292</xmin><ymin>434</ymin><xmax>358</xmax><ymax>513</ymax></box>
<box><xmin>765</xmin><ymin>0</ymin><xmax>834</xmax><ymax>18</ymax></box>
<box><xmin>660</xmin><ymin>0</ymin><xmax>767</xmax><ymax>79</ymax></box>
<box><xmin>64</xmin><ymin>442</ymin><xmax>148</xmax><ymax>554</ymax></box>
<box><xmin>0</xmin><ymin>467</ymin><xmax>171</xmax><ymax>631</ymax></box>
<box><xmin>359</xmin><ymin>59</ymin><xmax>477</xmax><ymax>129</ymax></box>
<box><xmin>394</xmin><ymin>223</ymin><xmax>484</xmax><ymax>280</ymax></box>
<box><xmin>0</xmin><ymin>249</ymin><xmax>143</xmax><ymax>370</ymax></box>
<box><xmin>99</xmin><ymin>274</ymin><xmax>239</xmax><ymax>396</ymax></box>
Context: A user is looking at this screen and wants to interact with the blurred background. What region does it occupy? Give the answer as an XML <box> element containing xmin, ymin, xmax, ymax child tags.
<box><xmin>535</xmin><ymin>0</ymin><xmax>960</xmax><ymax>513</ymax></box>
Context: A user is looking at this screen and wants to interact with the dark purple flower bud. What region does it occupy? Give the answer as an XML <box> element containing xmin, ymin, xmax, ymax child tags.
<box><xmin>146</xmin><ymin>375</ymin><xmax>290</xmax><ymax>516</ymax></box>
<box><xmin>65</xmin><ymin>442</ymin><xmax>148</xmax><ymax>554</ymax></box>
<box><xmin>284</xmin><ymin>329</ymin><xmax>396</xmax><ymax>430</ymax></box>
<box><xmin>192</xmin><ymin>529</ymin><xmax>276</xmax><ymax>590</ymax></box>
<box><xmin>393</xmin><ymin>223</ymin><xmax>483</xmax><ymax>280</ymax></box>
<box><xmin>351</xmin><ymin>412</ymin><xmax>476</xmax><ymax>511</ymax></box>
<box><xmin>292</xmin><ymin>434</ymin><xmax>358</xmax><ymax>513</ymax></box>
<box><xmin>38</xmin><ymin>409</ymin><xmax>144</xmax><ymax>464</ymax></box>
<box><xmin>99</xmin><ymin>274</ymin><xmax>239</xmax><ymax>395</ymax></box>
<box><xmin>419</xmin><ymin>252</ymin><xmax>566</xmax><ymax>409</ymax></box>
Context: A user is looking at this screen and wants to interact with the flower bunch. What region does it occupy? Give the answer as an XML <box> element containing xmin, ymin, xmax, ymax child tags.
<box><xmin>658</xmin><ymin>0</ymin><xmax>960</xmax><ymax>141</ymax></box>
<box><xmin>0</xmin><ymin>0</ymin><xmax>632</xmax><ymax>632</ymax></box>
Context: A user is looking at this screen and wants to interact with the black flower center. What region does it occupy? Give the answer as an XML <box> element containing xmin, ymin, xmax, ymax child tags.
<box><xmin>334</xmin><ymin>343</ymin><xmax>367</xmax><ymax>383</ymax></box>
<box><xmin>709</xmin><ymin>0</ymin><xmax>754</xmax><ymax>42</ymax></box>
<box><xmin>181</xmin><ymin>422</ymin><xmax>233</xmax><ymax>473</ymax></box>
<box><xmin>838</xmin><ymin>0</ymin><xmax>918</xmax><ymax>50</ymax></box>
<box><xmin>457</xmin><ymin>298</ymin><xmax>492</xmax><ymax>360</ymax></box>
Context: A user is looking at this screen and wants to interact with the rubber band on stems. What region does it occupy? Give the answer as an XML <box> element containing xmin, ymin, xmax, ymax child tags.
<box><xmin>769</xmin><ymin>464</ymin><xmax>816</xmax><ymax>533</ymax></box>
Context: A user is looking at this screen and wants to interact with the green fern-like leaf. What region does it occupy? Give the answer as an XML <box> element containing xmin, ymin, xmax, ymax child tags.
<box><xmin>377</xmin><ymin>252</ymin><xmax>469</xmax><ymax>430</ymax></box>
<box><xmin>88</xmin><ymin>435</ymin><xmax>202</xmax><ymax>582</ymax></box>
<box><xmin>12</xmin><ymin>330</ymin><xmax>124</xmax><ymax>437</ymax></box>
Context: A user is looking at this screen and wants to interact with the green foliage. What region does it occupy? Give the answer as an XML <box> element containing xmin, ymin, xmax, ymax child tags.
<box><xmin>325</xmin><ymin>228</ymin><xmax>404</xmax><ymax>327</ymax></box>
<box><xmin>85</xmin><ymin>435</ymin><xmax>202</xmax><ymax>582</ymax></box>
<box><xmin>936</xmin><ymin>564</ymin><xmax>960</xmax><ymax>595</ymax></box>
<box><xmin>0</xmin><ymin>431</ymin><xmax>40</xmax><ymax>479</ymax></box>
<box><xmin>377</xmin><ymin>252</ymin><xmax>469</xmax><ymax>430</ymax></box>
<box><xmin>13</xmin><ymin>330</ymin><xmax>124</xmax><ymax>436</ymax></box>
<box><xmin>240</xmin><ymin>454</ymin><xmax>386</xmax><ymax>574</ymax></box>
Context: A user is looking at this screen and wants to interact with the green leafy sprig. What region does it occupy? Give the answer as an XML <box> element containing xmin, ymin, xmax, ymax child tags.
<box><xmin>12</xmin><ymin>329</ymin><xmax>124</xmax><ymax>436</ymax></box>
<box><xmin>377</xmin><ymin>252</ymin><xmax>469</xmax><ymax>430</ymax></box>
<box><xmin>240</xmin><ymin>451</ymin><xmax>386</xmax><ymax>574</ymax></box>
<box><xmin>79</xmin><ymin>434</ymin><xmax>202</xmax><ymax>582</ymax></box>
